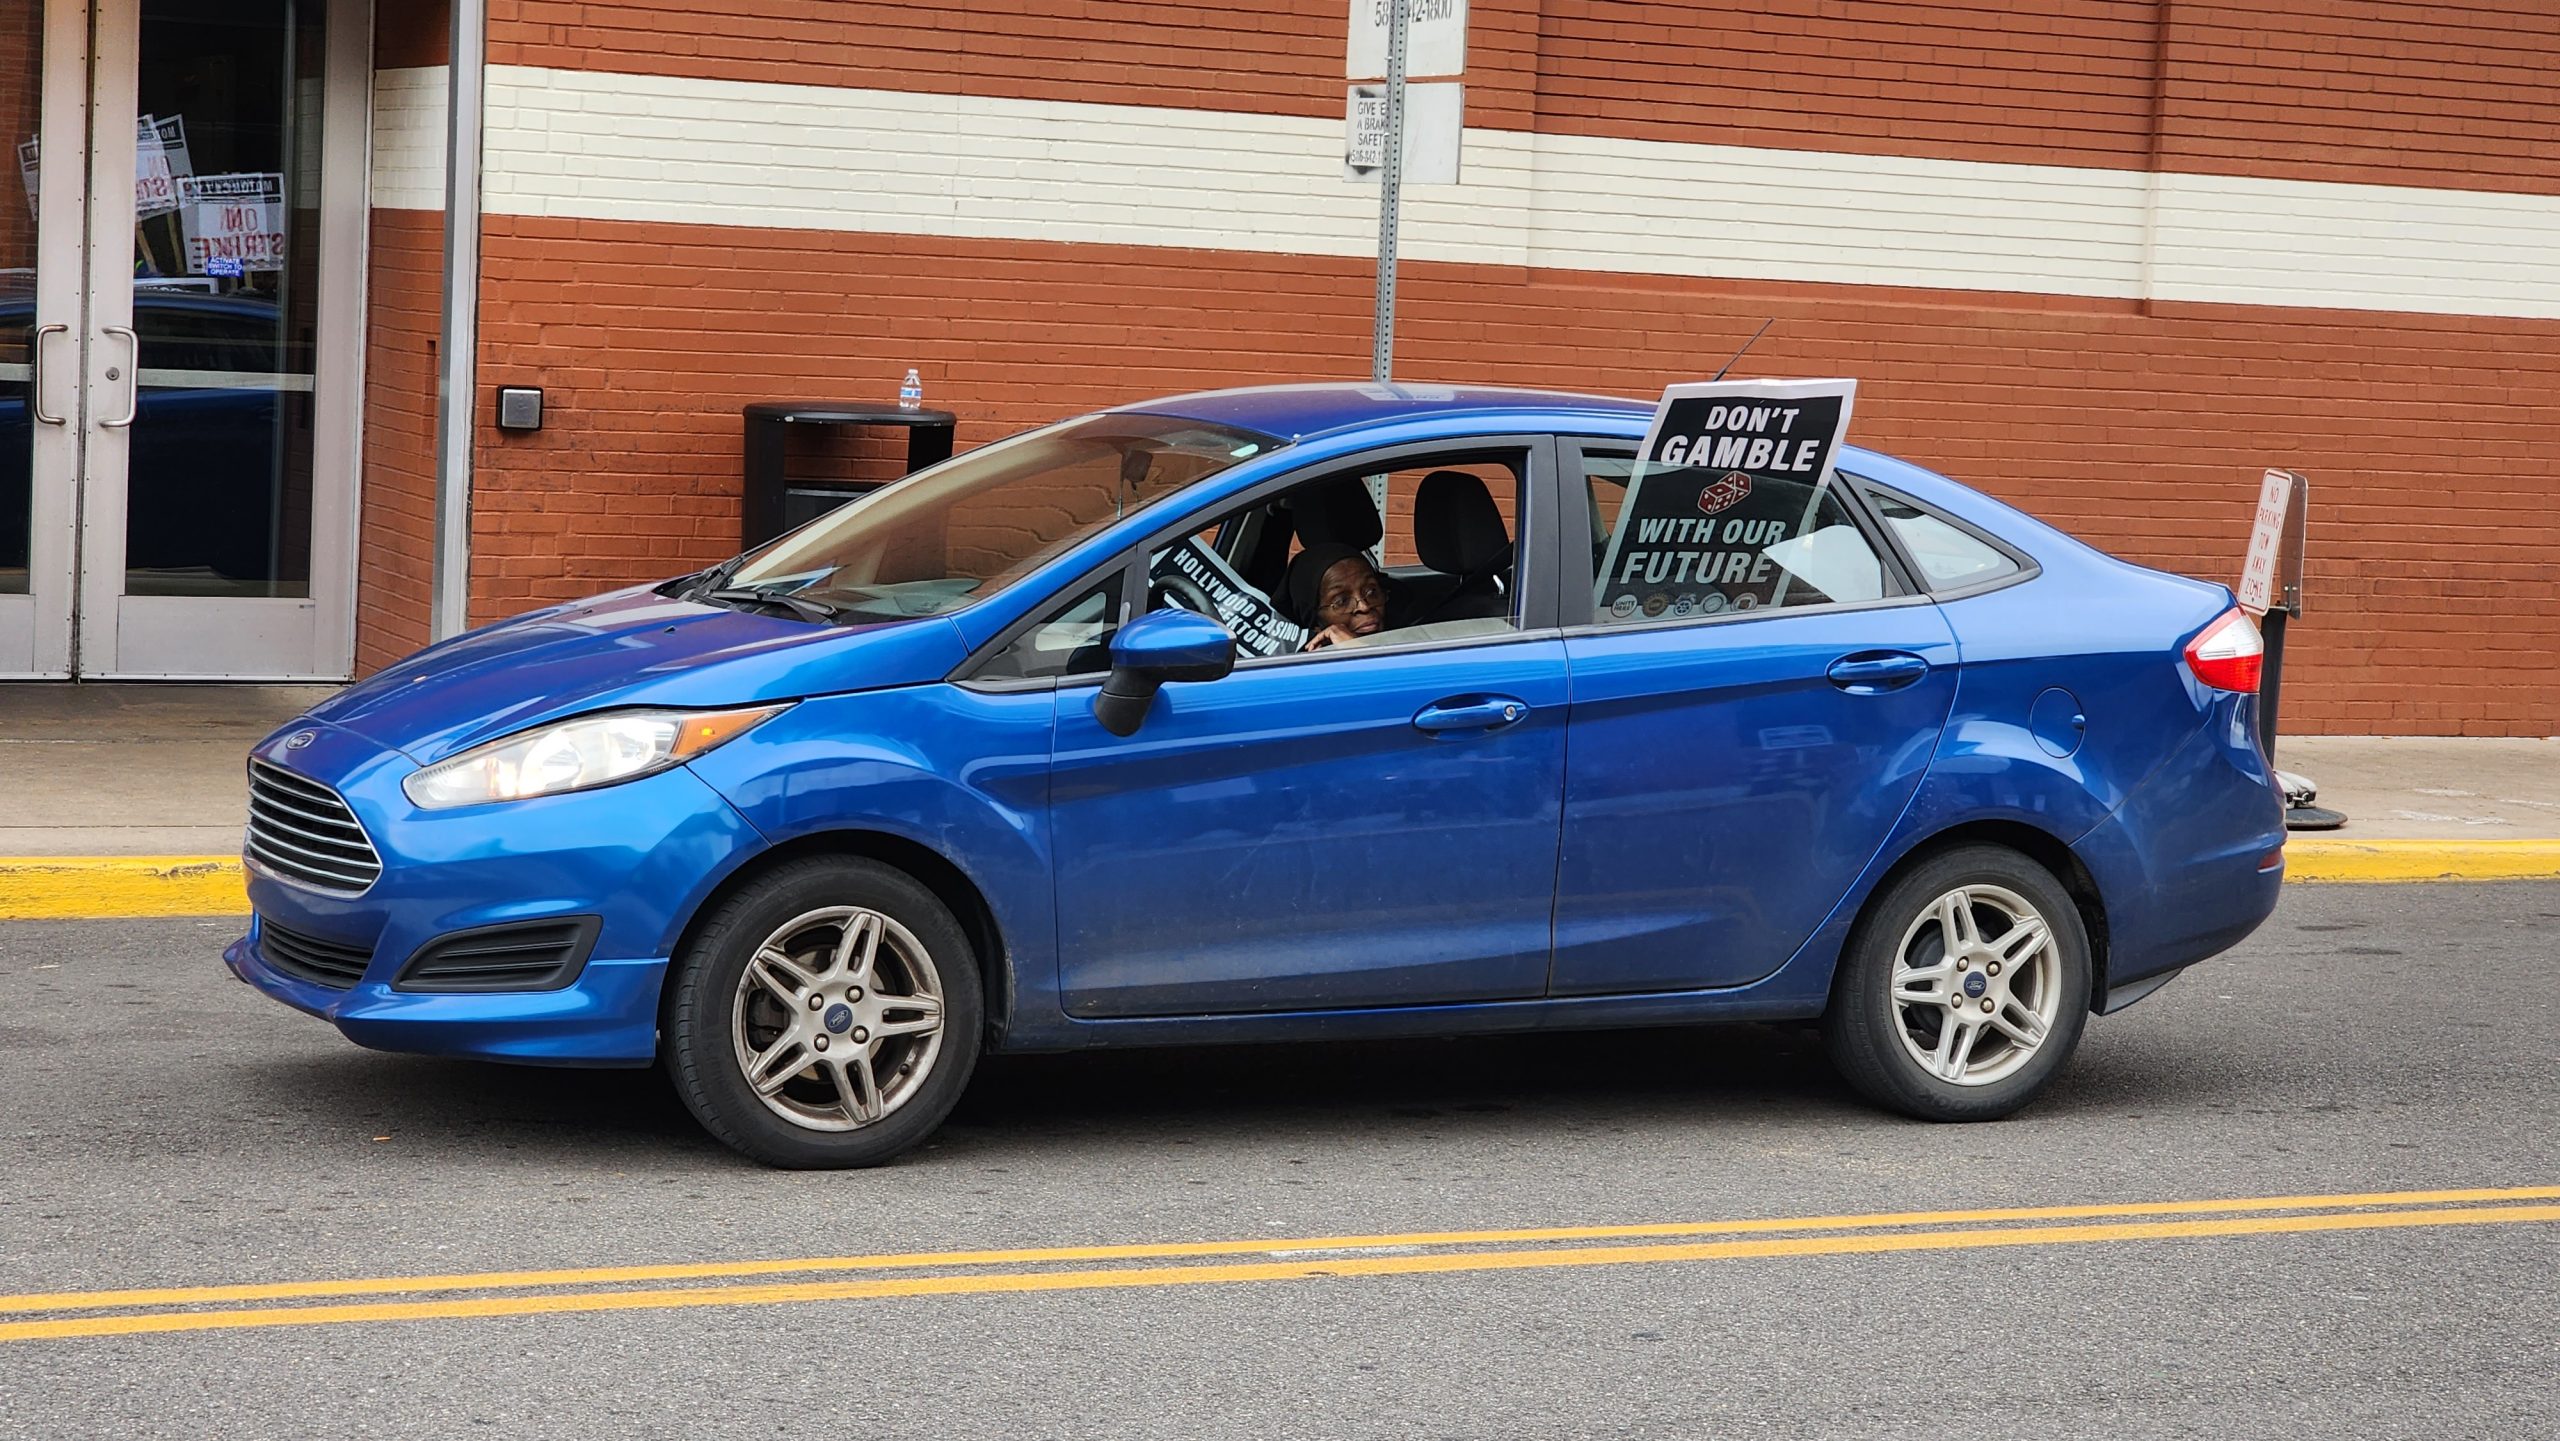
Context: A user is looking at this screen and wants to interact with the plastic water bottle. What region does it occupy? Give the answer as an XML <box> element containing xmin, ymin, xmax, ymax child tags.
<box><xmin>898</xmin><ymin>368</ymin><xmax>923</xmax><ymax>412</ymax></box>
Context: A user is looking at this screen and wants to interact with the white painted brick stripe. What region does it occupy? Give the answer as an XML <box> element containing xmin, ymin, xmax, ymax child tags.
<box><xmin>369</xmin><ymin>68</ymin><xmax>447</xmax><ymax>213</ymax></box>
<box><xmin>370</xmin><ymin>65</ymin><xmax>2560</xmax><ymax>322</ymax></box>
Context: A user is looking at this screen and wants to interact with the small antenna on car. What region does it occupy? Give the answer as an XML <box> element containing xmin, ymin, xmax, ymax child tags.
<box><xmin>1709</xmin><ymin>318</ymin><xmax>1776</xmax><ymax>383</ymax></box>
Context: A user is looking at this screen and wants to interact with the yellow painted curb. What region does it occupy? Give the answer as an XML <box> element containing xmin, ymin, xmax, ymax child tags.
<box><xmin>0</xmin><ymin>838</ymin><xmax>2555</xmax><ymax>921</ymax></box>
<box><xmin>2283</xmin><ymin>839</ymin><xmax>2560</xmax><ymax>884</ymax></box>
<box><xmin>0</xmin><ymin>856</ymin><xmax>246</xmax><ymax>920</ymax></box>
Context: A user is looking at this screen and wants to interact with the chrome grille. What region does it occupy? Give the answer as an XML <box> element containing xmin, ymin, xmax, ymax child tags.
<box><xmin>246</xmin><ymin>760</ymin><xmax>382</xmax><ymax>896</ymax></box>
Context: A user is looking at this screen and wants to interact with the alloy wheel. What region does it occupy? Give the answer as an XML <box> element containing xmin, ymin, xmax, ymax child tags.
<box><xmin>729</xmin><ymin>905</ymin><xmax>947</xmax><ymax>1131</ymax></box>
<box><xmin>1888</xmin><ymin>883</ymin><xmax>2061</xmax><ymax>1087</ymax></box>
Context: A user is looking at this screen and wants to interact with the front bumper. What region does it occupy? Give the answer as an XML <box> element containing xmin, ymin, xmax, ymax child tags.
<box><xmin>227</xmin><ymin>719</ymin><xmax>767</xmax><ymax>1067</ymax></box>
<box><xmin>225</xmin><ymin>933</ymin><xmax>672</xmax><ymax>1066</ymax></box>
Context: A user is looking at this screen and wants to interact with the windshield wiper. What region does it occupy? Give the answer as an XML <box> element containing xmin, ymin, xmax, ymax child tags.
<box><xmin>680</xmin><ymin>553</ymin><xmax>749</xmax><ymax>599</ymax></box>
<box><xmin>698</xmin><ymin>586</ymin><xmax>842</xmax><ymax>623</ymax></box>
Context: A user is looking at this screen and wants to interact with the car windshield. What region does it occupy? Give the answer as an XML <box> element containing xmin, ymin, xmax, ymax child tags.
<box><xmin>724</xmin><ymin>413</ymin><xmax>1281</xmax><ymax>623</ymax></box>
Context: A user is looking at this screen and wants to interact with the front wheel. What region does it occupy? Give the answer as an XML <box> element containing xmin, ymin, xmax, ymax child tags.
<box><xmin>666</xmin><ymin>857</ymin><xmax>982</xmax><ymax>1168</ymax></box>
<box><xmin>1822</xmin><ymin>845</ymin><xmax>2091</xmax><ymax>1122</ymax></box>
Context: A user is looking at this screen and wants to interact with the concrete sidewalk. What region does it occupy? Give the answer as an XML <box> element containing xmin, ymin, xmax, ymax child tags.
<box><xmin>0</xmin><ymin>683</ymin><xmax>333</xmax><ymax>856</ymax></box>
<box><xmin>0</xmin><ymin>684</ymin><xmax>2554</xmax><ymax>916</ymax></box>
<box><xmin>2274</xmin><ymin>736</ymin><xmax>2560</xmax><ymax>841</ymax></box>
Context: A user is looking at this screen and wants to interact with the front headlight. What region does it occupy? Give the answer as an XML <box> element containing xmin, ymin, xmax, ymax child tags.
<box><xmin>401</xmin><ymin>705</ymin><xmax>788</xmax><ymax>810</ymax></box>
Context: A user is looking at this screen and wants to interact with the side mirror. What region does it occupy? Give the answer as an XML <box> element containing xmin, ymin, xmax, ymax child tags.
<box><xmin>1093</xmin><ymin>609</ymin><xmax>1236</xmax><ymax>736</ymax></box>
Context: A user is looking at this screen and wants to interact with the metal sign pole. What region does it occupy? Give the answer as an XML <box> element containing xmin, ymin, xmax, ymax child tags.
<box><xmin>1370</xmin><ymin>0</ymin><xmax>1407</xmax><ymax>383</ymax></box>
<box><xmin>2248</xmin><ymin>469</ymin><xmax>2340</xmax><ymax>830</ymax></box>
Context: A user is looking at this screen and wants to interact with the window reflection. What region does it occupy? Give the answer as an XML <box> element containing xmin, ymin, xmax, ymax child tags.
<box><xmin>124</xmin><ymin>0</ymin><xmax>324</xmax><ymax>599</ymax></box>
<box><xmin>1</xmin><ymin>1</ymin><xmax>43</xmax><ymax>596</ymax></box>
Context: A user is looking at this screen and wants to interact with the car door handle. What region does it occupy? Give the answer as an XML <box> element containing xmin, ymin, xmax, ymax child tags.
<box><xmin>1414</xmin><ymin>695</ymin><xmax>1529</xmax><ymax>734</ymax></box>
<box><xmin>1826</xmin><ymin>652</ymin><xmax>1930</xmax><ymax>692</ymax></box>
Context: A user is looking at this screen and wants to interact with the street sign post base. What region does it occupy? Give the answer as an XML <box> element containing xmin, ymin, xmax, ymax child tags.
<box><xmin>2274</xmin><ymin>766</ymin><xmax>2345</xmax><ymax>831</ymax></box>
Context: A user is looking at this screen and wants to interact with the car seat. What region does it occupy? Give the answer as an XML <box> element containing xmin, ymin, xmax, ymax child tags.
<box><xmin>1410</xmin><ymin>470</ymin><xmax>1513</xmax><ymax>623</ymax></box>
<box><xmin>1284</xmin><ymin>477</ymin><xmax>1431</xmax><ymax>625</ymax></box>
<box><xmin>1286</xmin><ymin>477</ymin><xmax>1386</xmax><ymax>551</ymax></box>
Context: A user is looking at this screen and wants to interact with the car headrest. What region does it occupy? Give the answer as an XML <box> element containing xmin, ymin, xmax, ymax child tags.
<box><xmin>1415</xmin><ymin>471</ymin><xmax>1512</xmax><ymax>578</ymax></box>
<box><xmin>1288</xmin><ymin>477</ymin><xmax>1385</xmax><ymax>551</ymax></box>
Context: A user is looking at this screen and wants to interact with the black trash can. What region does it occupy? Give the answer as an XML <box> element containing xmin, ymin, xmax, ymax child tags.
<box><xmin>741</xmin><ymin>401</ymin><xmax>957</xmax><ymax>549</ymax></box>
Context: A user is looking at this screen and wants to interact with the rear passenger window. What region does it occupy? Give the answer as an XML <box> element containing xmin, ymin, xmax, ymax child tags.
<box><xmin>1866</xmin><ymin>486</ymin><xmax>2022</xmax><ymax>593</ymax></box>
<box><xmin>1585</xmin><ymin>451</ymin><xmax>1888</xmax><ymax>623</ymax></box>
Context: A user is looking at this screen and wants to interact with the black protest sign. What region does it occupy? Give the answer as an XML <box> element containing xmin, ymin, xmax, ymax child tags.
<box><xmin>1151</xmin><ymin>537</ymin><xmax>1306</xmax><ymax>658</ymax></box>
<box><xmin>1595</xmin><ymin>378</ymin><xmax>1858</xmax><ymax>620</ymax></box>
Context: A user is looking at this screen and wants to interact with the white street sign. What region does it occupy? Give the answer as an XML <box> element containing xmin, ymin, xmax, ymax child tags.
<box><xmin>2238</xmin><ymin>468</ymin><xmax>2301</xmax><ymax>616</ymax></box>
<box><xmin>1345</xmin><ymin>82</ymin><xmax>1462</xmax><ymax>184</ymax></box>
<box><xmin>1347</xmin><ymin>0</ymin><xmax>1466</xmax><ymax>79</ymax></box>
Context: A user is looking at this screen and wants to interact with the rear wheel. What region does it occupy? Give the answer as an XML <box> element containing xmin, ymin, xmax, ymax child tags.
<box><xmin>1822</xmin><ymin>844</ymin><xmax>2090</xmax><ymax>1121</ymax></box>
<box><xmin>666</xmin><ymin>856</ymin><xmax>981</xmax><ymax>1168</ymax></box>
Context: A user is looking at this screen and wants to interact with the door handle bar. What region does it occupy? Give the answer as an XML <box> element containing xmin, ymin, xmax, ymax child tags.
<box><xmin>1826</xmin><ymin>653</ymin><xmax>1930</xmax><ymax>690</ymax></box>
<box><xmin>30</xmin><ymin>324</ymin><xmax>68</xmax><ymax>425</ymax></box>
<box><xmin>1414</xmin><ymin>697</ymin><xmax>1529</xmax><ymax>734</ymax></box>
<box><xmin>99</xmin><ymin>325</ymin><xmax>140</xmax><ymax>428</ymax></box>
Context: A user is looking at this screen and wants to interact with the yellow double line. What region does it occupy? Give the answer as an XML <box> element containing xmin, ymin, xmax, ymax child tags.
<box><xmin>4</xmin><ymin>1185</ymin><xmax>2554</xmax><ymax>1344</ymax></box>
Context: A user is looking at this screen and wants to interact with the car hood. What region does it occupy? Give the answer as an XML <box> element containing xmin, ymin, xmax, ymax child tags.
<box><xmin>302</xmin><ymin>585</ymin><xmax>972</xmax><ymax>765</ymax></box>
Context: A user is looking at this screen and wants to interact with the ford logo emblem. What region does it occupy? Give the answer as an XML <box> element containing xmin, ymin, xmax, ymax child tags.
<box><xmin>1963</xmin><ymin>972</ymin><xmax>1988</xmax><ymax>998</ymax></box>
<box><xmin>283</xmin><ymin>730</ymin><xmax>317</xmax><ymax>751</ymax></box>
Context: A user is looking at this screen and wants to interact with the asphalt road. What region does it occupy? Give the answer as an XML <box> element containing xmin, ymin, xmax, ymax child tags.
<box><xmin>1</xmin><ymin>882</ymin><xmax>2554</xmax><ymax>1439</ymax></box>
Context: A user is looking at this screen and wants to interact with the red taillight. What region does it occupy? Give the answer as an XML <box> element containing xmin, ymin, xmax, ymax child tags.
<box><xmin>2184</xmin><ymin>608</ymin><xmax>2263</xmax><ymax>693</ymax></box>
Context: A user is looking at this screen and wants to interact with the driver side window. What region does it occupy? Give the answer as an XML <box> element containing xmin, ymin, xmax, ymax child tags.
<box><xmin>1147</xmin><ymin>451</ymin><xmax>1527</xmax><ymax>659</ymax></box>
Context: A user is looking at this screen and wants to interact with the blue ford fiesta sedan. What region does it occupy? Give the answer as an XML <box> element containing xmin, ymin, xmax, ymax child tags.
<box><xmin>228</xmin><ymin>384</ymin><xmax>2284</xmax><ymax>1167</ymax></box>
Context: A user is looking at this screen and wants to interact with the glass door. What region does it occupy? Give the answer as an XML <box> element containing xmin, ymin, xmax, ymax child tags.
<box><xmin>6</xmin><ymin>0</ymin><xmax>364</xmax><ymax>680</ymax></box>
<box><xmin>0</xmin><ymin>0</ymin><xmax>84</xmax><ymax>676</ymax></box>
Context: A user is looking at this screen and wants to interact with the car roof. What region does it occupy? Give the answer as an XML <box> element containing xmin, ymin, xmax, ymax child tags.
<box><xmin>1107</xmin><ymin>379</ymin><xmax>2081</xmax><ymax>565</ymax></box>
<box><xmin>1114</xmin><ymin>381</ymin><xmax>1654</xmax><ymax>441</ymax></box>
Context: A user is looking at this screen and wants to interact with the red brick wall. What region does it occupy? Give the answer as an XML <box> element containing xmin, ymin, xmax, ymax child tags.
<box><xmin>357</xmin><ymin>0</ymin><xmax>448</xmax><ymax>673</ymax></box>
<box><xmin>1530</xmin><ymin>1</ymin><xmax>2161</xmax><ymax>170</ymax></box>
<box><xmin>356</xmin><ymin>213</ymin><xmax>442</xmax><ymax>674</ymax></box>
<box><xmin>485</xmin><ymin>0</ymin><xmax>2560</xmax><ymax>194</ymax></box>
<box><xmin>460</xmin><ymin>218</ymin><xmax>2560</xmax><ymax>735</ymax></box>
<box><xmin>2161</xmin><ymin>0</ymin><xmax>2560</xmax><ymax>195</ymax></box>
<box><xmin>377</xmin><ymin>3</ymin><xmax>450</xmax><ymax>69</ymax></box>
<box><xmin>487</xmin><ymin>0</ymin><xmax>1343</xmax><ymax>120</ymax></box>
<box><xmin>349</xmin><ymin>1</ymin><xmax>2560</xmax><ymax>733</ymax></box>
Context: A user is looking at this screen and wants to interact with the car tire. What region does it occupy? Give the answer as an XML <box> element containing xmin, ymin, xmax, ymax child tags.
<box><xmin>665</xmin><ymin>856</ymin><xmax>983</xmax><ymax>1168</ymax></box>
<box><xmin>1822</xmin><ymin>844</ymin><xmax>2091</xmax><ymax>1122</ymax></box>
